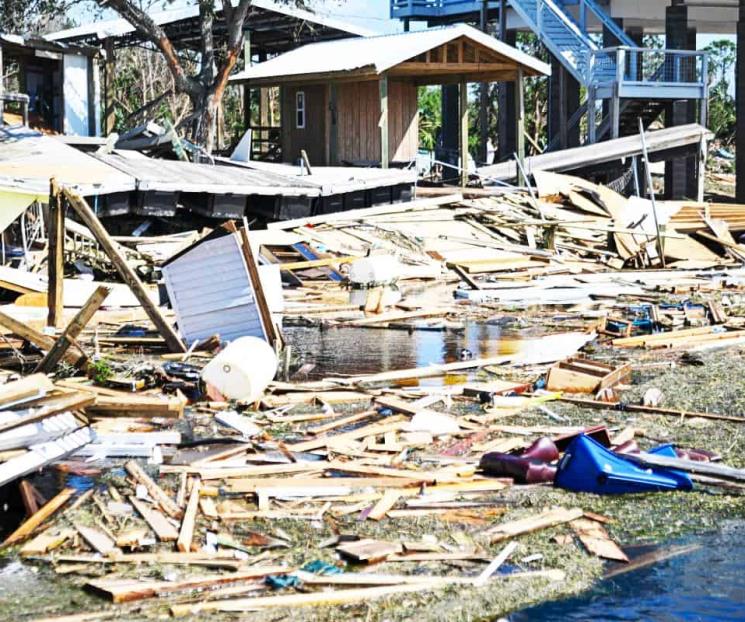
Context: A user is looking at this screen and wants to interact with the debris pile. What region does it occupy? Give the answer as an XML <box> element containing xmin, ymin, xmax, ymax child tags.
<box><xmin>0</xmin><ymin>172</ymin><xmax>745</xmax><ymax>619</ymax></box>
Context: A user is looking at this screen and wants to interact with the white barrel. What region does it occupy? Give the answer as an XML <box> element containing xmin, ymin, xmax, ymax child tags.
<box><xmin>201</xmin><ymin>337</ymin><xmax>278</xmax><ymax>402</ymax></box>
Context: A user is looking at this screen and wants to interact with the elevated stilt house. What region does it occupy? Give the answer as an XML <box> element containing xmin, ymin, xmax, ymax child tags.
<box><xmin>230</xmin><ymin>25</ymin><xmax>550</xmax><ymax>183</ymax></box>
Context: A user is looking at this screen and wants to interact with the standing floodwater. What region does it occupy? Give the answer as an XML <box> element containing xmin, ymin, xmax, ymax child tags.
<box><xmin>510</xmin><ymin>521</ymin><xmax>745</xmax><ymax>621</ymax></box>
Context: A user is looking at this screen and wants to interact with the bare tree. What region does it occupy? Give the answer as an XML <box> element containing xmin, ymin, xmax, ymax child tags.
<box><xmin>100</xmin><ymin>0</ymin><xmax>252</xmax><ymax>153</ymax></box>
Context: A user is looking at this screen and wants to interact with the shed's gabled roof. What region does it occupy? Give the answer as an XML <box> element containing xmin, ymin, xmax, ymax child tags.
<box><xmin>230</xmin><ymin>24</ymin><xmax>550</xmax><ymax>85</ymax></box>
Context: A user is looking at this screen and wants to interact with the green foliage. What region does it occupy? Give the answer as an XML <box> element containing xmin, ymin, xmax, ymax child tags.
<box><xmin>704</xmin><ymin>39</ymin><xmax>737</xmax><ymax>143</ymax></box>
<box><xmin>418</xmin><ymin>86</ymin><xmax>442</xmax><ymax>151</ymax></box>
<box><xmin>88</xmin><ymin>357</ymin><xmax>113</xmax><ymax>385</ymax></box>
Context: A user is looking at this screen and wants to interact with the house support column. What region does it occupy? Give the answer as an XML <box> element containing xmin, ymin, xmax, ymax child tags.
<box><xmin>497</xmin><ymin>21</ymin><xmax>517</xmax><ymax>161</ymax></box>
<box><xmin>379</xmin><ymin>73</ymin><xmax>389</xmax><ymax>169</ymax></box>
<box><xmin>460</xmin><ymin>79</ymin><xmax>469</xmax><ymax>187</ymax></box>
<box><xmin>441</xmin><ymin>84</ymin><xmax>459</xmax><ymax>172</ymax></box>
<box><xmin>665</xmin><ymin>0</ymin><xmax>696</xmax><ymax>199</ymax></box>
<box><xmin>478</xmin><ymin>0</ymin><xmax>490</xmax><ymax>164</ymax></box>
<box><xmin>515</xmin><ymin>67</ymin><xmax>526</xmax><ymax>185</ymax></box>
<box><xmin>548</xmin><ymin>58</ymin><xmax>580</xmax><ymax>150</ymax></box>
<box><xmin>0</xmin><ymin>44</ymin><xmax>4</xmax><ymax>121</ymax></box>
<box><xmin>103</xmin><ymin>38</ymin><xmax>115</xmax><ymax>135</ymax></box>
<box><xmin>738</xmin><ymin>0</ymin><xmax>745</xmax><ymax>201</ymax></box>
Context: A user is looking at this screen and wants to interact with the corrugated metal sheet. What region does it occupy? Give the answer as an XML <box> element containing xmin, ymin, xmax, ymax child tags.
<box><xmin>230</xmin><ymin>24</ymin><xmax>551</xmax><ymax>84</ymax></box>
<box><xmin>91</xmin><ymin>151</ymin><xmax>322</xmax><ymax>197</ymax></box>
<box><xmin>162</xmin><ymin>233</ymin><xmax>267</xmax><ymax>346</ymax></box>
<box><xmin>45</xmin><ymin>0</ymin><xmax>373</xmax><ymax>43</ymax></box>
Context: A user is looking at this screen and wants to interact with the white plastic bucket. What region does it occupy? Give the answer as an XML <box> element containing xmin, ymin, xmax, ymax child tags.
<box><xmin>201</xmin><ymin>336</ymin><xmax>278</xmax><ymax>402</ymax></box>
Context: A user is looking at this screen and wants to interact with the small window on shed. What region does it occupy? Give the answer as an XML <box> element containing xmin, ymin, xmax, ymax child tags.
<box><xmin>296</xmin><ymin>91</ymin><xmax>306</xmax><ymax>129</ymax></box>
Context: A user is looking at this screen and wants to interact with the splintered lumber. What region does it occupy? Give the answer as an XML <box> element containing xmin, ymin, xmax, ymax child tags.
<box><xmin>2</xmin><ymin>487</ymin><xmax>76</xmax><ymax>546</ymax></box>
<box><xmin>0</xmin><ymin>309</ymin><xmax>86</xmax><ymax>365</ymax></box>
<box><xmin>87</xmin><ymin>567</ymin><xmax>288</xmax><ymax>603</ymax></box>
<box><xmin>612</xmin><ymin>326</ymin><xmax>727</xmax><ymax>349</ymax></box>
<box><xmin>177</xmin><ymin>479</ymin><xmax>201</xmax><ymax>553</ymax></box>
<box><xmin>285</xmin><ymin>416</ymin><xmax>407</xmax><ymax>452</ymax></box>
<box><xmin>171</xmin><ymin>582</ymin><xmax>451</xmax><ymax>616</ymax></box>
<box><xmin>129</xmin><ymin>497</ymin><xmax>179</xmax><ymax>541</ymax></box>
<box><xmin>367</xmin><ymin>490</ymin><xmax>402</xmax><ymax>520</ymax></box>
<box><xmin>341</xmin><ymin>308</ymin><xmax>450</xmax><ymax>327</ymax></box>
<box><xmin>125</xmin><ymin>461</ymin><xmax>182</xmax><ymax>518</ymax></box>
<box><xmin>571</xmin><ymin>518</ymin><xmax>628</xmax><ymax>562</ymax></box>
<box><xmin>35</xmin><ymin>285</ymin><xmax>110</xmax><ymax>372</ymax></box>
<box><xmin>76</xmin><ymin>524</ymin><xmax>117</xmax><ymax>555</ymax></box>
<box><xmin>60</xmin><ymin>186</ymin><xmax>186</xmax><ymax>353</ymax></box>
<box><xmin>484</xmin><ymin>507</ymin><xmax>584</xmax><ymax>542</ymax></box>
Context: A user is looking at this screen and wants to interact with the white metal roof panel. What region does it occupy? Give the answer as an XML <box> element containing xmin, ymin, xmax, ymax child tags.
<box><xmin>46</xmin><ymin>0</ymin><xmax>373</xmax><ymax>43</ymax></box>
<box><xmin>230</xmin><ymin>24</ymin><xmax>551</xmax><ymax>84</ymax></box>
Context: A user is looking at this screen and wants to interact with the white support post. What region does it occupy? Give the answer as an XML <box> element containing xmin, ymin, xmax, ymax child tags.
<box><xmin>379</xmin><ymin>73</ymin><xmax>389</xmax><ymax>169</ymax></box>
<box><xmin>460</xmin><ymin>78</ymin><xmax>469</xmax><ymax>187</ymax></box>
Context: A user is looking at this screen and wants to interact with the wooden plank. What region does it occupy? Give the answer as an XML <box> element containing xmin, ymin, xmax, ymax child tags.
<box><xmin>367</xmin><ymin>489</ymin><xmax>402</xmax><ymax>521</ymax></box>
<box><xmin>47</xmin><ymin>178</ymin><xmax>64</xmax><ymax>328</ymax></box>
<box><xmin>238</xmin><ymin>225</ymin><xmax>282</xmax><ymax>348</ymax></box>
<box><xmin>484</xmin><ymin>507</ymin><xmax>584</xmax><ymax>543</ymax></box>
<box><xmin>129</xmin><ymin>496</ymin><xmax>179</xmax><ymax>541</ymax></box>
<box><xmin>20</xmin><ymin>528</ymin><xmax>75</xmax><ymax>557</ymax></box>
<box><xmin>125</xmin><ymin>461</ymin><xmax>182</xmax><ymax>519</ymax></box>
<box><xmin>627</xmin><ymin>453</ymin><xmax>745</xmax><ymax>482</ymax></box>
<box><xmin>76</xmin><ymin>524</ymin><xmax>117</xmax><ymax>555</ymax></box>
<box><xmin>2</xmin><ymin>487</ymin><xmax>76</xmax><ymax>547</ymax></box>
<box><xmin>61</xmin><ymin>186</ymin><xmax>185</xmax><ymax>353</ymax></box>
<box><xmin>170</xmin><ymin>582</ymin><xmax>451</xmax><ymax>616</ymax></box>
<box><xmin>177</xmin><ymin>479</ymin><xmax>200</xmax><ymax>553</ymax></box>
<box><xmin>36</xmin><ymin>285</ymin><xmax>109</xmax><ymax>372</ymax></box>
<box><xmin>571</xmin><ymin>518</ymin><xmax>628</xmax><ymax>562</ymax></box>
<box><xmin>474</xmin><ymin>541</ymin><xmax>518</xmax><ymax>587</ymax></box>
<box><xmin>225</xmin><ymin>476</ymin><xmax>426</xmax><ymax>495</ymax></box>
<box><xmin>87</xmin><ymin>566</ymin><xmax>288</xmax><ymax>603</ymax></box>
<box><xmin>337</xmin><ymin>538</ymin><xmax>402</xmax><ymax>563</ymax></box>
<box><xmin>0</xmin><ymin>373</ymin><xmax>55</xmax><ymax>410</ymax></box>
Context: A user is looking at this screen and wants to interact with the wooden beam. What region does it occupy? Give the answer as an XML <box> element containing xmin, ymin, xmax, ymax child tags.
<box><xmin>0</xmin><ymin>310</ymin><xmax>85</xmax><ymax>366</ymax></box>
<box><xmin>129</xmin><ymin>496</ymin><xmax>179</xmax><ymax>541</ymax></box>
<box><xmin>47</xmin><ymin>178</ymin><xmax>64</xmax><ymax>328</ymax></box>
<box><xmin>35</xmin><ymin>285</ymin><xmax>109</xmax><ymax>373</ymax></box>
<box><xmin>125</xmin><ymin>460</ymin><xmax>182</xmax><ymax>519</ymax></box>
<box><xmin>238</xmin><ymin>226</ymin><xmax>281</xmax><ymax>348</ymax></box>
<box><xmin>379</xmin><ymin>73</ymin><xmax>389</xmax><ymax>169</ymax></box>
<box><xmin>103</xmin><ymin>38</ymin><xmax>115</xmax><ymax>135</ymax></box>
<box><xmin>2</xmin><ymin>487</ymin><xmax>75</xmax><ymax>547</ymax></box>
<box><xmin>460</xmin><ymin>78</ymin><xmax>469</xmax><ymax>188</ymax></box>
<box><xmin>60</xmin><ymin>187</ymin><xmax>186</xmax><ymax>353</ymax></box>
<box><xmin>515</xmin><ymin>66</ymin><xmax>526</xmax><ymax>185</ymax></box>
<box><xmin>177</xmin><ymin>479</ymin><xmax>200</xmax><ymax>553</ymax></box>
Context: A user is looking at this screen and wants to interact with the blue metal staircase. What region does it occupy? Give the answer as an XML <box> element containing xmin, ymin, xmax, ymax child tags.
<box><xmin>391</xmin><ymin>0</ymin><xmax>709</xmax><ymax>144</ymax></box>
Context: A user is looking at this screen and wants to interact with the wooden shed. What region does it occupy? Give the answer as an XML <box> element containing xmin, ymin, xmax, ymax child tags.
<box><xmin>230</xmin><ymin>25</ymin><xmax>550</xmax><ymax>180</ymax></box>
